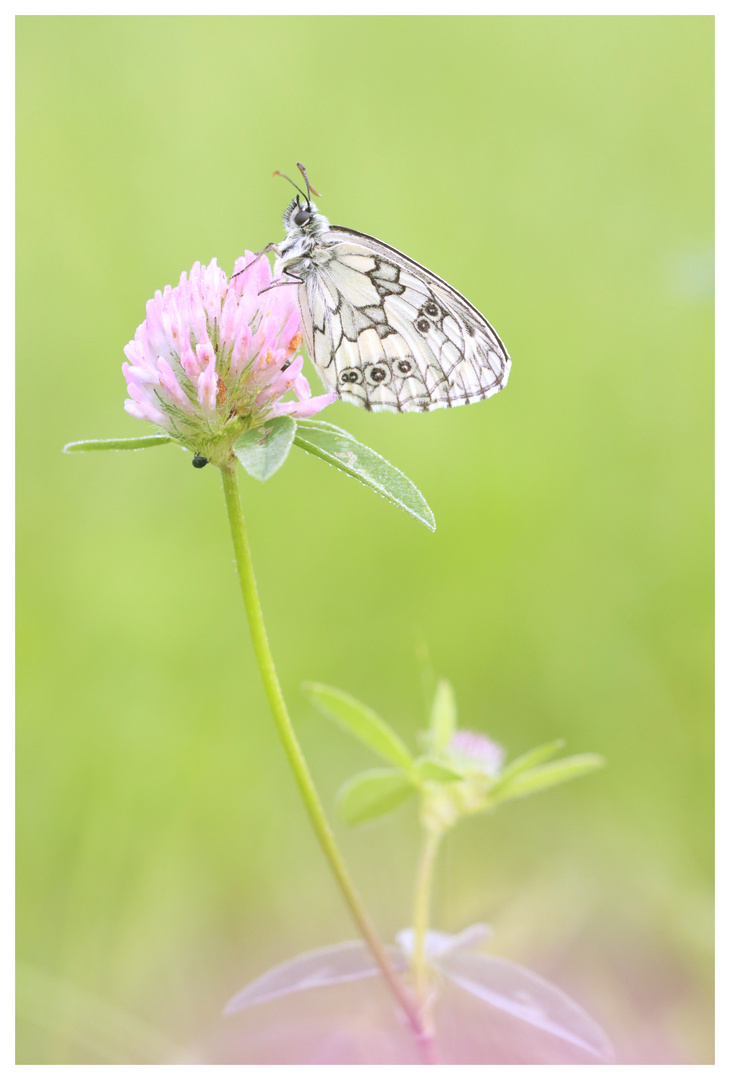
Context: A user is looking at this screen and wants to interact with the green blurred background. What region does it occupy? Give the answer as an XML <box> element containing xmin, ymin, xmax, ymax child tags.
<box><xmin>16</xmin><ymin>15</ymin><xmax>713</xmax><ymax>1064</ymax></box>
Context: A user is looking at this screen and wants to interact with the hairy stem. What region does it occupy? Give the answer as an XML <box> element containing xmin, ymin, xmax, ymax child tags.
<box><xmin>220</xmin><ymin>463</ymin><xmax>435</xmax><ymax>1062</ymax></box>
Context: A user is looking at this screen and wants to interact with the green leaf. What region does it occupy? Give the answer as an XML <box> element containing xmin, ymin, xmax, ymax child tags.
<box><xmin>493</xmin><ymin>740</ymin><xmax>566</xmax><ymax>790</ymax></box>
<box><xmin>494</xmin><ymin>754</ymin><xmax>606</xmax><ymax>803</ymax></box>
<box><xmin>302</xmin><ymin>682</ymin><xmax>414</xmax><ymax>770</ymax></box>
<box><xmin>233</xmin><ymin>416</ymin><xmax>296</xmax><ymax>481</ymax></box>
<box><xmin>294</xmin><ymin>419</ymin><xmax>436</xmax><ymax>531</ymax></box>
<box><xmin>429</xmin><ymin>678</ymin><xmax>458</xmax><ymax>751</ymax></box>
<box><xmin>63</xmin><ymin>434</ymin><xmax>173</xmax><ymax>452</ymax></box>
<box><xmin>337</xmin><ymin>769</ymin><xmax>416</xmax><ymax>826</ymax></box>
<box><xmin>414</xmin><ymin>757</ymin><xmax>465</xmax><ymax>783</ymax></box>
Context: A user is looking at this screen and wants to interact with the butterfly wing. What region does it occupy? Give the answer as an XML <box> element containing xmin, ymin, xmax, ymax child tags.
<box><xmin>295</xmin><ymin>226</ymin><xmax>511</xmax><ymax>413</ymax></box>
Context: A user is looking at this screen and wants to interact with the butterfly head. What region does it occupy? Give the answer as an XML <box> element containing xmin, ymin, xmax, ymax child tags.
<box><xmin>276</xmin><ymin>164</ymin><xmax>330</xmax><ymax>240</ymax></box>
<box><xmin>282</xmin><ymin>196</ymin><xmax>329</xmax><ymax>237</ymax></box>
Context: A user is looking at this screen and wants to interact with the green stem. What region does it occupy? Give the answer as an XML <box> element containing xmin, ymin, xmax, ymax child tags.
<box><xmin>412</xmin><ymin>828</ymin><xmax>443</xmax><ymax>1004</ymax></box>
<box><xmin>220</xmin><ymin>463</ymin><xmax>435</xmax><ymax>1062</ymax></box>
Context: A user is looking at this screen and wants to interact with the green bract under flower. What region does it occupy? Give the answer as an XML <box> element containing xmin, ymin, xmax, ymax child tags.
<box><xmin>122</xmin><ymin>255</ymin><xmax>336</xmax><ymax>466</ymax></box>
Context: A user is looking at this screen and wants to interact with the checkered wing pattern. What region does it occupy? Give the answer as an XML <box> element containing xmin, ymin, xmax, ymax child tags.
<box><xmin>298</xmin><ymin>227</ymin><xmax>511</xmax><ymax>413</ymax></box>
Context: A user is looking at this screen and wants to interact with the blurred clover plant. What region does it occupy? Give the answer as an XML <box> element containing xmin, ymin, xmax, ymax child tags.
<box><xmin>301</xmin><ymin>679</ymin><xmax>605</xmax><ymax>1018</ymax></box>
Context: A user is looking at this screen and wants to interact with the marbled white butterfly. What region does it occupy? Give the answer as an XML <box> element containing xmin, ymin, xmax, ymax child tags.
<box><xmin>258</xmin><ymin>164</ymin><xmax>511</xmax><ymax>413</ymax></box>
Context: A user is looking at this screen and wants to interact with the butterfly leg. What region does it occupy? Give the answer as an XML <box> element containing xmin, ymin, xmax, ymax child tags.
<box><xmin>231</xmin><ymin>243</ymin><xmax>279</xmax><ymax>280</ymax></box>
<box><xmin>257</xmin><ymin>270</ymin><xmax>304</xmax><ymax>295</ymax></box>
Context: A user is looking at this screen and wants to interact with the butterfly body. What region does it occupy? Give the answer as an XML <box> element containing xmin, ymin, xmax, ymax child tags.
<box><xmin>273</xmin><ymin>193</ymin><xmax>511</xmax><ymax>413</ymax></box>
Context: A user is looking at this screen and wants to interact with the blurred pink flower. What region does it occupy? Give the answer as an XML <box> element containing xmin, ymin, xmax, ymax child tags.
<box><xmin>122</xmin><ymin>254</ymin><xmax>336</xmax><ymax>459</ymax></box>
<box><xmin>450</xmin><ymin>730</ymin><xmax>505</xmax><ymax>777</ymax></box>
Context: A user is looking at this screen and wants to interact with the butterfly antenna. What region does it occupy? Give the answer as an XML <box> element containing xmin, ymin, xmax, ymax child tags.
<box><xmin>296</xmin><ymin>162</ymin><xmax>322</xmax><ymax>205</ymax></box>
<box><xmin>272</xmin><ymin>170</ymin><xmax>308</xmax><ymax>201</ymax></box>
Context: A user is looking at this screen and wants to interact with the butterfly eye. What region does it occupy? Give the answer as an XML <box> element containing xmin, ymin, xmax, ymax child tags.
<box><xmin>192</xmin><ymin>454</ymin><xmax>209</xmax><ymax>469</ymax></box>
<box><xmin>294</xmin><ymin>209</ymin><xmax>311</xmax><ymax>226</ymax></box>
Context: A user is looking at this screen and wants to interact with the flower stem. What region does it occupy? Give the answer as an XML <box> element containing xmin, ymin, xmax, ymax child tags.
<box><xmin>412</xmin><ymin>827</ymin><xmax>443</xmax><ymax>1004</ymax></box>
<box><xmin>220</xmin><ymin>463</ymin><xmax>435</xmax><ymax>1062</ymax></box>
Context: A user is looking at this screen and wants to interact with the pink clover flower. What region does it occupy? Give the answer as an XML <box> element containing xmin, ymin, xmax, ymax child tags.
<box><xmin>122</xmin><ymin>254</ymin><xmax>336</xmax><ymax>463</ymax></box>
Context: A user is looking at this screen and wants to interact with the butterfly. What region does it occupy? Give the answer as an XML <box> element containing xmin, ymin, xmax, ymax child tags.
<box><xmin>263</xmin><ymin>163</ymin><xmax>511</xmax><ymax>413</ymax></box>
